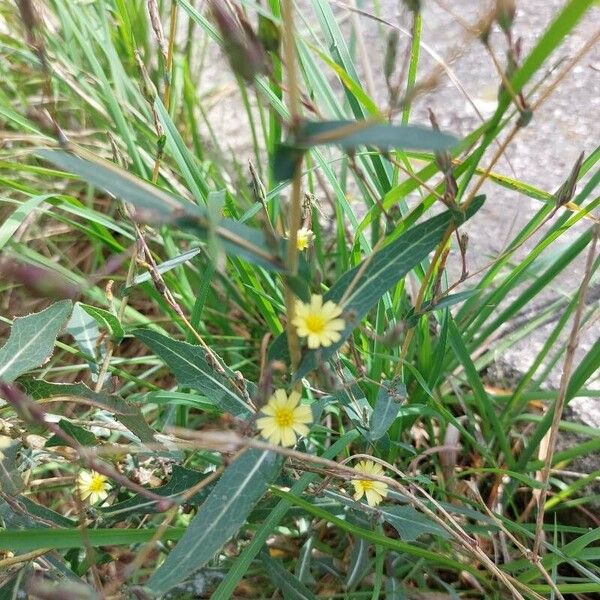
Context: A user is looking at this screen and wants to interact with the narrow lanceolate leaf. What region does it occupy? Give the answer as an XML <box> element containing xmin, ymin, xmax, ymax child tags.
<box><xmin>147</xmin><ymin>449</ymin><xmax>281</xmax><ymax>594</ymax></box>
<box><xmin>80</xmin><ymin>304</ymin><xmax>124</xmax><ymax>343</ymax></box>
<box><xmin>128</xmin><ymin>247</ymin><xmax>202</xmax><ymax>288</ymax></box>
<box><xmin>345</xmin><ymin>538</ymin><xmax>370</xmax><ymax>589</ymax></box>
<box><xmin>0</xmin><ymin>300</ymin><xmax>72</xmax><ymax>382</ymax></box>
<box><xmin>37</xmin><ymin>149</ymin><xmax>285</xmax><ymax>271</ymax></box>
<box><xmin>19</xmin><ymin>379</ymin><xmax>157</xmax><ymax>444</ymax></box>
<box><xmin>261</xmin><ymin>552</ymin><xmax>319</xmax><ymax>600</ymax></box>
<box><xmin>567</xmin><ymin>336</ymin><xmax>600</xmax><ymax>401</ymax></box>
<box><xmin>270</xmin><ymin>197</ymin><xmax>485</xmax><ymax>377</ymax></box>
<box><xmin>273</xmin><ymin>120</ymin><xmax>457</xmax><ymax>182</ymax></box>
<box><xmin>0</xmin><ymin>527</ymin><xmax>186</xmax><ymax>552</ymax></box>
<box><xmin>369</xmin><ymin>379</ymin><xmax>406</xmax><ymax>441</ymax></box>
<box><xmin>299</xmin><ymin>120</ymin><xmax>457</xmax><ymax>152</ymax></box>
<box><xmin>67</xmin><ymin>302</ymin><xmax>100</xmax><ymax>373</ymax></box>
<box><xmin>381</xmin><ymin>505</ymin><xmax>449</xmax><ymax>542</ymax></box>
<box><xmin>46</xmin><ymin>419</ymin><xmax>97</xmax><ymax>447</ymax></box>
<box><xmin>133</xmin><ymin>330</ymin><xmax>254</xmax><ymax>417</ymax></box>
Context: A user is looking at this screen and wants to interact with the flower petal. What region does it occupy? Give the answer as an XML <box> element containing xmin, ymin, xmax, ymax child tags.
<box><xmin>322</xmin><ymin>301</ymin><xmax>342</xmax><ymax>318</ymax></box>
<box><xmin>293</xmin><ymin>405</ymin><xmax>313</xmax><ymax>423</ymax></box>
<box><xmin>353</xmin><ymin>486</ymin><xmax>364</xmax><ymax>501</ymax></box>
<box><xmin>257</xmin><ymin>417</ymin><xmax>277</xmax><ymax>438</ymax></box>
<box><xmin>307</xmin><ymin>334</ymin><xmax>321</xmax><ymax>349</ymax></box>
<box><xmin>274</xmin><ymin>389</ymin><xmax>288</xmax><ymax>403</ymax></box>
<box><xmin>267</xmin><ymin>427</ymin><xmax>282</xmax><ymax>446</ymax></box>
<box><xmin>365</xmin><ymin>489</ymin><xmax>383</xmax><ymax>507</ymax></box>
<box><xmin>280</xmin><ymin>427</ymin><xmax>297</xmax><ymax>447</ymax></box>
<box><xmin>287</xmin><ymin>391</ymin><xmax>301</xmax><ymax>408</ymax></box>
<box><xmin>291</xmin><ymin>423</ymin><xmax>309</xmax><ymax>437</ymax></box>
<box><xmin>309</xmin><ymin>295</ymin><xmax>323</xmax><ymax>310</ymax></box>
<box><xmin>327</xmin><ymin>318</ymin><xmax>345</xmax><ymax>332</ymax></box>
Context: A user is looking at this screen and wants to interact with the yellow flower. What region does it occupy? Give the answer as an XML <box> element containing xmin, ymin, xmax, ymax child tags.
<box><xmin>77</xmin><ymin>470</ymin><xmax>111</xmax><ymax>504</ymax></box>
<box><xmin>293</xmin><ymin>294</ymin><xmax>345</xmax><ymax>349</ymax></box>
<box><xmin>351</xmin><ymin>460</ymin><xmax>388</xmax><ymax>507</ymax></box>
<box><xmin>296</xmin><ymin>227</ymin><xmax>315</xmax><ymax>251</ymax></box>
<box><xmin>257</xmin><ymin>389</ymin><xmax>313</xmax><ymax>447</ymax></box>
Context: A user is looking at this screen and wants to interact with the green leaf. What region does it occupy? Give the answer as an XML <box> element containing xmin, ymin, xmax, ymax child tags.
<box><xmin>37</xmin><ymin>149</ymin><xmax>285</xmax><ymax>272</ymax></box>
<box><xmin>147</xmin><ymin>449</ymin><xmax>281</xmax><ymax>594</ymax></box>
<box><xmin>271</xmin><ymin>197</ymin><xmax>485</xmax><ymax>377</ymax></box>
<box><xmin>67</xmin><ymin>302</ymin><xmax>100</xmax><ymax>373</ymax></box>
<box><xmin>369</xmin><ymin>379</ymin><xmax>406</xmax><ymax>441</ymax></box>
<box><xmin>0</xmin><ymin>194</ymin><xmax>51</xmax><ymax>250</ymax></box>
<box><xmin>272</xmin><ymin>143</ymin><xmax>304</xmax><ymax>182</ymax></box>
<box><xmin>128</xmin><ymin>247</ymin><xmax>202</xmax><ymax>289</ymax></box>
<box><xmin>133</xmin><ymin>329</ymin><xmax>254</xmax><ymax>417</ymax></box>
<box><xmin>99</xmin><ymin>465</ymin><xmax>209</xmax><ymax>521</ymax></box>
<box><xmin>567</xmin><ymin>336</ymin><xmax>600</xmax><ymax>401</ymax></box>
<box><xmin>299</xmin><ymin>120</ymin><xmax>457</xmax><ymax>152</ymax></box>
<box><xmin>272</xmin><ymin>120</ymin><xmax>456</xmax><ymax>182</ymax></box>
<box><xmin>0</xmin><ymin>527</ymin><xmax>186</xmax><ymax>552</ymax></box>
<box><xmin>10</xmin><ymin>495</ymin><xmax>76</xmax><ymax>528</ymax></box>
<box><xmin>405</xmin><ymin>290</ymin><xmax>477</xmax><ymax>328</ymax></box>
<box><xmin>0</xmin><ymin>300</ymin><xmax>72</xmax><ymax>382</ymax></box>
<box><xmin>295</xmin><ymin>537</ymin><xmax>316</xmax><ymax>585</ymax></box>
<box><xmin>345</xmin><ymin>538</ymin><xmax>370</xmax><ymax>589</ymax></box>
<box><xmin>447</xmin><ymin>318</ymin><xmax>511</xmax><ymax>466</ymax></box>
<box><xmin>381</xmin><ymin>505</ymin><xmax>449</xmax><ymax>542</ymax></box>
<box><xmin>261</xmin><ymin>552</ymin><xmax>319</xmax><ymax>600</ymax></box>
<box><xmin>129</xmin><ymin>390</ymin><xmax>219</xmax><ymax>413</ymax></box>
<box><xmin>80</xmin><ymin>304</ymin><xmax>124</xmax><ymax>343</ymax></box>
<box><xmin>385</xmin><ymin>577</ymin><xmax>406</xmax><ymax>599</ymax></box>
<box><xmin>36</xmin><ymin>149</ymin><xmax>186</xmax><ymax>222</ymax></box>
<box><xmin>154</xmin><ymin>97</ymin><xmax>208</xmax><ymax>202</ymax></box>
<box><xmin>46</xmin><ymin>419</ymin><xmax>97</xmax><ymax>447</ymax></box>
<box><xmin>19</xmin><ymin>380</ymin><xmax>157</xmax><ymax>444</ymax></box>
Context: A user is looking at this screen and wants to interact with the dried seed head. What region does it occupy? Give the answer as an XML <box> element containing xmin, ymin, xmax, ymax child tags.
<box><xmin>554</xmin><ymin>151</ymin><xmax>585</xmax><ymax>208</ymax></box>
<box><xmin>147</xmin><ymin>0</ymin><xmax>168</xmax><ymax>62</ymax></box>
<box><xmin>210</xmin><ymin>1</ymin><xmax>268</xmax><ymax>82</ymax></box>
<box><xmin>16</xmin><ymin>0</ymin><xmax>39</xmax><ymax>42</ymax></box>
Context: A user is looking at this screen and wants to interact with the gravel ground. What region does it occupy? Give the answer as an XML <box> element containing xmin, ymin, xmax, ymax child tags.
<box><xmin>196</xmin><ymin>1</ymin><xmax>600</xmax><ymax>425</ymax></box>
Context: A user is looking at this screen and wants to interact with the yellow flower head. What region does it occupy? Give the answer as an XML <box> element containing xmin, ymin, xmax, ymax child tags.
<box><xmin>256</xmin><ymin>389</ymin><xmax>313</xmax><ymax>447</ymax></box>
<box><xmin>292</xmin><ymin>295</ymin><xmax>345</xmax><ymax>349</ymax></box>
<box><xmin>351</xmin><ymin>460</ymin><xmax>388</xmax><ymax>507</ymax></box>
<box><xmin>77</xmin><ymin>470</ymin><xmax>111</xmax><ymax>505</ymax></box>
<box><xmin>295</xmin><ymin>227</ymin><xmax>315</xmax><ymax>251</ymax></box>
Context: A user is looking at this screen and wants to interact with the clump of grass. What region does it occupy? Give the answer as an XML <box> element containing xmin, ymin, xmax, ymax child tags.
<box><xmin>1</xmin><ymin>0</ymin><xmax>599</xmax><ymax>598</ymax></box>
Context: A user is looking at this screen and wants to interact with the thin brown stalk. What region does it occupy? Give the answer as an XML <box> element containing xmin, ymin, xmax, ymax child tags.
<box><xmin>282</xmin><ymin>0</ymin><xmax>302</xmax><ymax>372</ymax></box>
<box><xmin>532</xmin><ymin>225</ymin><xmax>599</xmax><ymax>556</ymax></box>
<box><xmin>151</xmin><ymin>1</ymin><xmax>179</xmax><ymax>185</ymax></box>
<box><xmin>0</xmin><ymin>548</ymin><xmax>51</xmax><ymax>569</ymax></box>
